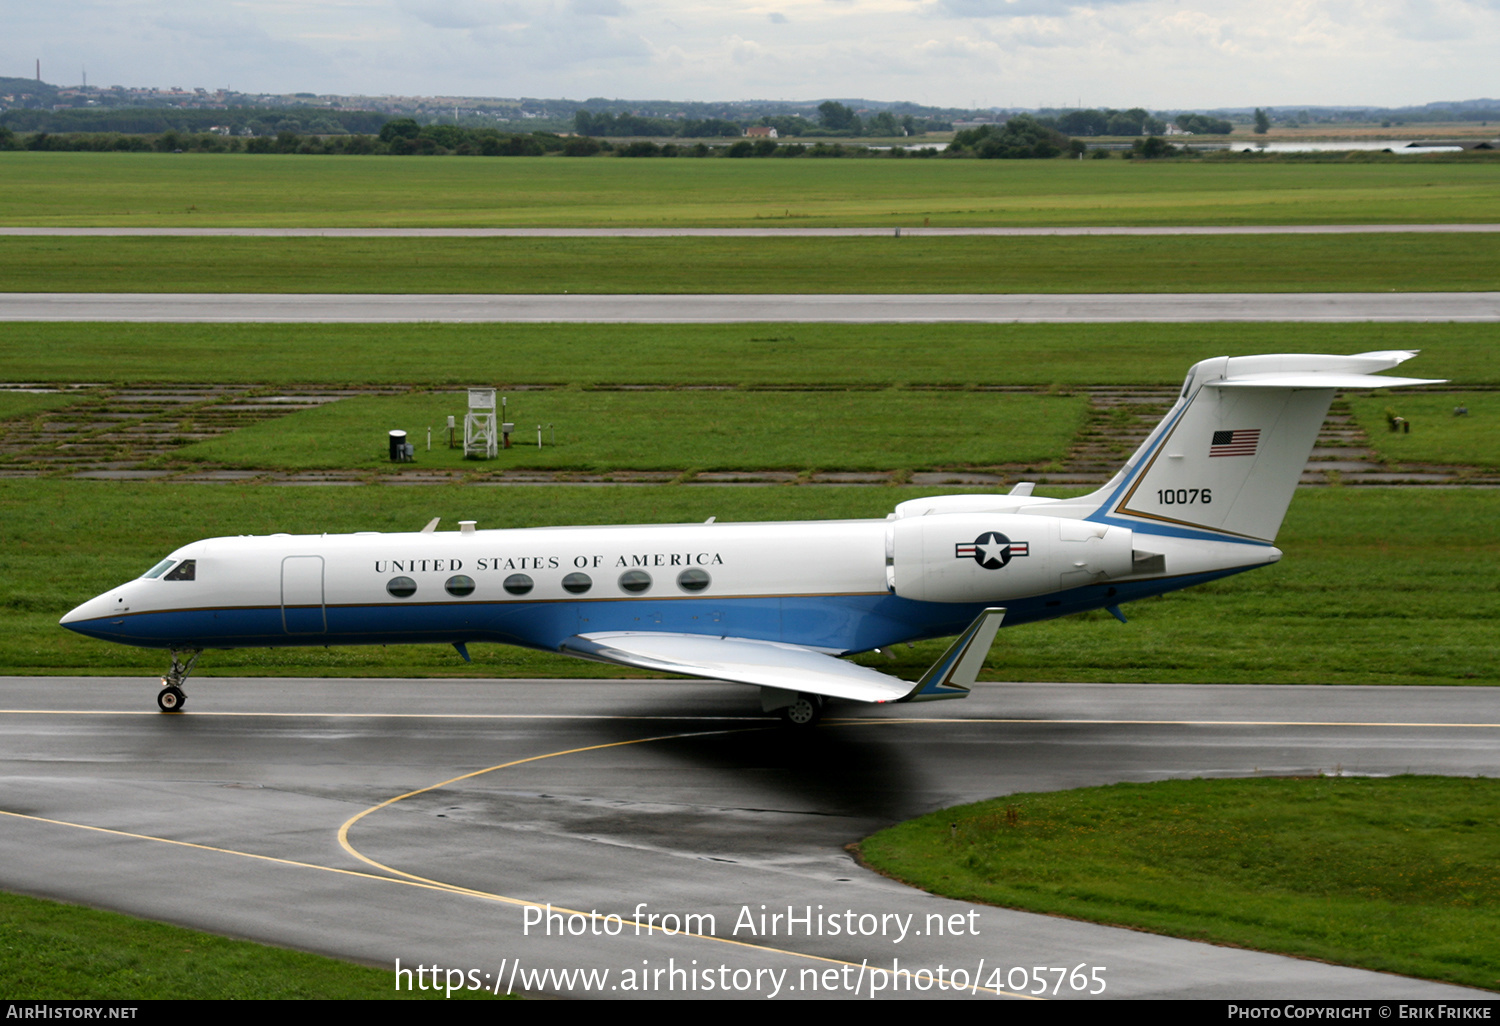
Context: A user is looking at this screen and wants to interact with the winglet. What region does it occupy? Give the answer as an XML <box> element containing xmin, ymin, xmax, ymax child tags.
<box><xmin>899</xmin><ymin>608</ymin><xmax>1005</xmax><ymax>703</ymax></box>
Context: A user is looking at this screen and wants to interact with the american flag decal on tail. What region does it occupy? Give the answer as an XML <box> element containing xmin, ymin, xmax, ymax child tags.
<box><xmin>1210</xmin><ymin>429</ymin><xmax>1260</xmax><ymax>457</ymax></box>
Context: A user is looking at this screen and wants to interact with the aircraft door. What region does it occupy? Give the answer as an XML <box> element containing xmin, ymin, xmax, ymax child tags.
<box><xmin>281</xmin><ymin>556</ymin><xmax>326</xmax><ymax>634</ymax></box>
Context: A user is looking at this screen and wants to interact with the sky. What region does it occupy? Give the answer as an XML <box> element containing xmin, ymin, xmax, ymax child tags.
<box><xmin>4</xmin><ymin>0</ymin><xmax>1497</xmax><ymax>110</ymax></box>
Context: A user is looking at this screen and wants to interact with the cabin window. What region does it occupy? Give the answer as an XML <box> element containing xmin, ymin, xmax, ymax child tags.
<box><xmin>163</xmin><ymin>559</ymin><xmax>196</xmax><ymax>581</ymax></box>
<box><xmin>618</xmin><ymin>570</ymin><xmax>652</xmax><ymax>594</ymax></box>
<box><xmin>677</xmin><ymin>568</ymin><xmax>711</xmax><ymax>592</ymax></box>
<box><xmin>445</xmin><ymin>575</ymin><xmax>476</xmax><ymax>597</ymax></box>
<box><xmin>142</xmin><ymin>558</ymin><xmax>175</xmax><ymax>579</ymax></box>
<box><xmin>562</xmin><ymin>572</ymin><xmax>592</xmax><ymax>595</ymax></box>
<box><xmin>503</xmin><ymin>574</ymin><xmax>533</xmax><ymax>596</ymax></box>
<box><xmin>386</xmin><ymin>576</ymin><xmax>417</xmax><ymax>598</ymax></box>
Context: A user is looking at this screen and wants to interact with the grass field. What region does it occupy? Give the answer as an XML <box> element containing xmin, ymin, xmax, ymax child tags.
<box><xmin>0</xmin><ymin>322</ymin><xmax>1492</xmax><ymax>386</ymax></box>
<box><xmin>6</xmin><ymin>142</ymin><xmax>1495</xmax><ymax>1001</ymax></box>
<box><xmin>3</xmin><ymin>153</ymin><xmax>1500</xmax><ymax>226</ymax></box>
<box><xmin>172</xmin><ymin>390</ymin><xmax>1087</xmax><ymax>473</ymax></box>
<box><xmin>0</xmin><ymin>391</ymin><xmax>86</xmax><ymax>420</ymax></box>
<box><xmin>0</xmin><ymin>890</ymin><xmax>502</xmax><ymax>999</ymax></box>
<box><xmin>858</xmin><ymin>776</ymin><xmax>1500</xmax><ymax>993</ymax></box>
<box><xmin>7</xmin><ymin>481</ymin><xmax>1495</xmax><ymax>685</ymax></box>
<box><xmin>1350</xmin><ymin>392</ymin><xmax>1499</xmax><ymax>468</ymax></box>
<box><xmin>5</xmin><ymin>233</ymin><xmax>1498</xmax><ymax>293</ymax></box>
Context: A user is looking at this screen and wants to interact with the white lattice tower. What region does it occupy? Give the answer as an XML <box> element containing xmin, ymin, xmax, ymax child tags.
<box><xmin>464</xmin><ymin>388</ymin><xmax>498</xmax><ymax>458</ymax></box>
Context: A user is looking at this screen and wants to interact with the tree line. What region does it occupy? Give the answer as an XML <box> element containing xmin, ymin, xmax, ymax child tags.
<box><xmin>0</xmin><ymin>123</ymin><xmax>948</xmax><ymax>158</ymax></box>
<box><xmin>571</xmin><ymin>111</ymin><xmax>744</xmax><ymax>138</ymax></box>
<box><xmin>1041</xmin><ymin>108</ymin><xmax>1233</xmax><ymax>136</ymax></box>
<box><xmin>0</xmin><ymin>112</ymin><xmax>1230</xmax><ymax>160</ymax></box>
<box><xmin>571</xmin><ymin>103</ymin><xmax>952</xmax><ymax>139</ymax></box>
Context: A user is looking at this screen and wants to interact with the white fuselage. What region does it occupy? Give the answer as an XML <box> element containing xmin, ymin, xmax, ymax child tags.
<box><xmin>61</xmin><ymin>514</ymin><xmax>1275</xmax><ymax>656</ymax></box>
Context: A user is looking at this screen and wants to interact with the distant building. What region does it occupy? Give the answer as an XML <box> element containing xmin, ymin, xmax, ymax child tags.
<box><xmin>744</xmin><ymin>126</ymin><xmax>778</xmax><ymax>139</ymax></box>
<box><xmin>952</xmin><ymin>117</ymin><xmax>1010</xmax><ymax>130</ymax></box>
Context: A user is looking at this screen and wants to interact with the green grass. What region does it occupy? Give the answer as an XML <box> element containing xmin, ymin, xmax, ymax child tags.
<box><xmin>5</xmin><ymin>233</ymin><xmax>1499</xmax><ymax>293</ymax></box>
<box><xmin>0</xmin><ymin>890</ymin><xmax>505</xmax><ymax>998</ymax></box>
<box><xmin>0</xmin><ymin>392</ymin><xmax>91</xmax><ymax>456</ymax></box>
<box><xmin>171</xmin><ymin>390</ymin><xmax>1087</xmax><ymax>473</ymax></box>
<box><xmin>3</xmin><ymin>153</ymin><xmax>1500</xmax><ymax>226</ymax></box>
<box><xmin>1349</xmin><ymin>393</ymin><xmax>1500</xmax><ymax>468</ymax></box>
<box><xmin>0</xmin><ymin>391</ymin><xmax>86</xmax><ymax>421</ymax></box>
<box><xmin>6</xmin><ymin>482</ymin><xmax>1496</xmax><ymax>684</ymax></box>
<box><xmin>859</xmin><ymin>776</ymin><xmax>1500</xmax><ymax>992</ymax></box>
<box><xmin>0</xmin><ymin>322</ymin><xmax>1492</xmax><ymax>386</ymax></box>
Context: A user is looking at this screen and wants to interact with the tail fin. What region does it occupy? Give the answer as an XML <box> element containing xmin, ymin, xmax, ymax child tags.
<box><xmin>1060</xmin><ymin>351</ymin><xmax>1443</xmax><ymax>543</ymax></box>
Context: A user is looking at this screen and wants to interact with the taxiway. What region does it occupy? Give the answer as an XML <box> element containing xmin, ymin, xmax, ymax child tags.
<box><xmin>1</xmin><ymin>676</ymin><xmax>1494</xmax><ymax>999</ymax></box>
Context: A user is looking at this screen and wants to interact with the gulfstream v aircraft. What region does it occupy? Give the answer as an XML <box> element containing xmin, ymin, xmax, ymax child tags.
<box><xmin>62</xmin><ymin>351</ymin><xmax>1440</xmax><ymax>724</ymax></box>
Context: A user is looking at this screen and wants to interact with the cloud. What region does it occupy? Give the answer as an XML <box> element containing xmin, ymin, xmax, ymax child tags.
<box><xmin>381</xmin><ymin>0</ymin><xmax>652</xmax><ymax>79</ymax></box>
<box><xmin>8</xmin><ymin>0</ymin><xmax>1499</xmax><ymax>109</ymax></box>
<box><xmin>933</xmin><ymin>0</ymin><xmax>1146</xmax><ymax>16</ymax></box>
<box><xmin>1379</xmin><ymin>0</ymin><xmax>1498</xmax><ymax>40</ymax></box>
<box><xmin>569</xmin><ymin>0</ymin><xmax>629</xmax><ymax>15</ymax></box>
<box><xmin>396</xmin><ymin>0</ymin><xmax>524</xmax><ymax>31</ymax></box>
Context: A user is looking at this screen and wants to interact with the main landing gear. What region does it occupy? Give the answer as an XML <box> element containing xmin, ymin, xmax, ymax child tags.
<box><xmin>761</xmin><ymin>687</ymin><xmax>825</xmax><ymax>728</ymax></box>
<box><xmin>780</xmin><ymin>693</ymin><xmax>824</xmax><ymax>728</ymax></box>
<box><xmin>157</xmin><ymin>648</ymin><xmax>202</xmax><ymax>713</ymax></box>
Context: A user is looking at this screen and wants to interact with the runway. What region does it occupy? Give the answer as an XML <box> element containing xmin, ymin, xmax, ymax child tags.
<box><xmin>2</xmin><ymin>676</ymin><xmax>1494</xmax><ymax>999</ymax></box>
<box><xmin>3</xmin><ymin>224</ymin><xmax>1499</xmax><ymax>237</ymax></box>
<box><xmin>5</xmin><ymin>291</ymin><xmax>1499</xmax><ymax>322</ymax></box>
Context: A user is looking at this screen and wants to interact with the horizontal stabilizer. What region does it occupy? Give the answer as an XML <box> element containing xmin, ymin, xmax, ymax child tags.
<box><xmin>1204</xmin><ymin>350</ymin><xmax>1446</xmax><ymax>391</ymax></box>
<box><xmin>1212</xmin><ymin>373</ymin><xmax>1445</xmax><ymax>390</ymax></box>
<box><xmin>560</xmin><ymin>608</ymin><xmax>1005</xmax><ymax>706</ymax></box>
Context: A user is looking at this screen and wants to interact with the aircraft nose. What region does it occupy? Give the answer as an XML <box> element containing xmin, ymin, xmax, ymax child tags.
<box><xmin>59</xmin><ymin>592</ymin><xmax>118</xmax><ymax>630</ymax></box>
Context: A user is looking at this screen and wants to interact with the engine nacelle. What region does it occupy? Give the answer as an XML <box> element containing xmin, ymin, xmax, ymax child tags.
<box><xmin>889</xmin><ymin>513</ymin><xmax>1135</xmax><ymax>603</ymax></box>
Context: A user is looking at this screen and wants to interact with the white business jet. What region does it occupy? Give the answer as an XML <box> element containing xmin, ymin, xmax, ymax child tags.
<box><xmin>61</xmin><ymin>351</ymin><xmax>1441</xmax><ymax>723</ymax></box>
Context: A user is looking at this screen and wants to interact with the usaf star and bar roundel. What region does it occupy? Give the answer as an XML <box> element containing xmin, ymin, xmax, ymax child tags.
<box><xmin>955</xmin><ymin>532</ymin><xmax>1030</xmax><ymax>570</ymax></box>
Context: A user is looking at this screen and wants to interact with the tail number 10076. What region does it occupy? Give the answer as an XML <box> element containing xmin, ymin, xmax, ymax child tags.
<box><xmin>1157</xmin><ymin>488</ymin><xmax>1212</xmax><ymax>505</ymax></box>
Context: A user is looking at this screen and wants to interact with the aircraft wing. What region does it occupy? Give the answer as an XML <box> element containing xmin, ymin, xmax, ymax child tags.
<box><xmin>559</xmin><ymin>608</ymin><xmax>1004</xmax><ymax>705</ymax></box>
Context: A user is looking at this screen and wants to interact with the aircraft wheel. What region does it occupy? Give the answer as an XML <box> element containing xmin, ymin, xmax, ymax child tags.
<box><xmin>779</xmin><ymin>693</ymin><xmax>822</xmax><ymax>728</ymax></box>
<box><xmin>157</xmin><ymin>686</ymin><xmax>186</xmax><ymax>713</ymax></box>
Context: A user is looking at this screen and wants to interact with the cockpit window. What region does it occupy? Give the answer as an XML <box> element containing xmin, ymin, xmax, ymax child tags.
<box><xmin>142</xmin><ymin>559</ymin><xmax>175</xmax><ymax>579</ymax></box>
<box><xmin>163</xmin><ymin>559</ymin><xmax>196</xmax><ymax>581</ymax></box>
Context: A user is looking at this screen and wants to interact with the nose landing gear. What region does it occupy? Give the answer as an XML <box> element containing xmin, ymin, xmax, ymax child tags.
<box><xmin>157</xmin><ymin>649</ymin><xmax>202</xmax><ymax>713</ymax></box>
